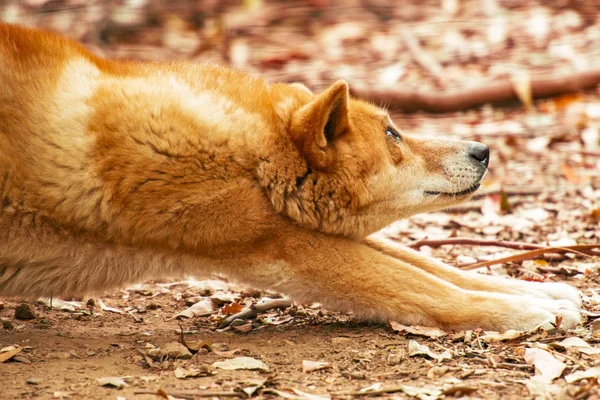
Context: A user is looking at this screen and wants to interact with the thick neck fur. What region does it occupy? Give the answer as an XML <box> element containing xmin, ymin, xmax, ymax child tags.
<box><xmin>257</xmin><ymin>85</ymin><xmax>379</xmax><ymax>238</ymax></box>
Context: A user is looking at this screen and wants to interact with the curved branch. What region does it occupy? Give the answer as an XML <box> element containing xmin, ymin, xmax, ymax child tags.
<box><xmin>352</xmin><ymin>68</ymin><xmax>600</xmax><ymax>113</ymax></box>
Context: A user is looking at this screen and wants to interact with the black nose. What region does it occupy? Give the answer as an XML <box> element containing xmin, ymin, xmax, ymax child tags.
<box><xmin>468</xmin><ymin>143</ymin><xmax>489</xmax><ymax>168</ymax></box>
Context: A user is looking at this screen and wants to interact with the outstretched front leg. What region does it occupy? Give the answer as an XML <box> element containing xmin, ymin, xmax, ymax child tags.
<box><xmin>363</xmin><ymin>233</ymin><xmax>581</xmax><ymax>308</ymax></box>
<box><xmin>230</xmin><ymin>228</ymin><xmax>581</xmax><ymax>332</ymax></box>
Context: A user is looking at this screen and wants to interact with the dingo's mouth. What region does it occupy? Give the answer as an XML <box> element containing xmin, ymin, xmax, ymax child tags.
<box><xmin>425</xmin><ymin>183</ymin><xmax>480</xmax><ymax>197</ymax></box>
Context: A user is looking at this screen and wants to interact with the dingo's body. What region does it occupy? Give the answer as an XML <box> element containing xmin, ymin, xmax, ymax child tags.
<box><xmin>0</xmin><ymin>24</ymin><xmax>580</xmax><ymax>330</ymax></box>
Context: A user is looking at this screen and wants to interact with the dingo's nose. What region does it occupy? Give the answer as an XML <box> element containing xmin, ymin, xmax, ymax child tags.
<box><xmin>468</xmin><ymin>143</ymin><xmax>489</xmax><ymax>168</ymax></box>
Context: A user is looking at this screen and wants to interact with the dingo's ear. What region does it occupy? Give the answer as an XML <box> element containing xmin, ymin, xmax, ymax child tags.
<box><xmin>290</xmin><ymin>80</ymin><xmax>349</xmax><ymax>170</ymax></box>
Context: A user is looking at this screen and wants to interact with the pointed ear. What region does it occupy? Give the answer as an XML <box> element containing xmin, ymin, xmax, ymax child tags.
<box><xmin>289</xmin><ymin>80</ymin><xmax>350</xmax><ymax>170</ymax></box>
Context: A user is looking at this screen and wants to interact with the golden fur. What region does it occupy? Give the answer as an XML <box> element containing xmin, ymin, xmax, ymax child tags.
<box><xmin>0</xmin><ymin>24</ymin><xmax>581</xmax><ymax>331</ymax></box>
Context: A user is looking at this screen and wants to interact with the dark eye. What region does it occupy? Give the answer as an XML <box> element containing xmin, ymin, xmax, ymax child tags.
<box><xmin>385</xmin><ymin>126</ymin><xmax>402</xmax><ymax>141</ymax></box>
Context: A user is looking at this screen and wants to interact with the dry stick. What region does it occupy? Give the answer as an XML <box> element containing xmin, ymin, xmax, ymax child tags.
<box><xmin>408</xmin><ymin>237</ymin><xmax>547</xmax><ymax>250</ymax></box>
<box><xmin>407</xmin><ymin>238</ymin><xmax>600</xmax><ymax>258</ymax></box>
<box><xmin>217</xmin><ymin>298</ymin><xmax>292</xmax><ymax>328</ymax></box>
<box><xmin>351</xmin><ymin>68</ymin><xmax>600</xmax><ymax>113</ymax></box>
<box><xmin>332</xmin><ymin>387</ymin><xmax>409</xmax><ymax>397</ymax></box>
<box><xmin>134</xmin><ymin>390</ymin><xmax>242</xmax><ymax>399</ymax></box>
<box><xmin>401</xmin><ymin>28</ymin><xmax>446</xmax><ymax>87</ymax></box>
<box><xmin>461</xmin><ymin>245</ymin><xmax>600</xmax><ymax>270</ymax></box>
<box><xmin>333</xmin><ymin>384</ymin><xmax>478</xmax><ymax>397</ymax></box>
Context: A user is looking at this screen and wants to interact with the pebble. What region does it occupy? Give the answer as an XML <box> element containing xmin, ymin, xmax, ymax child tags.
<box><xmin>2</xmin><ymin>319</ymin><xmax>14</xmax><ymax>329</ymax></box>
<box><xmin>14</xmin><ymin>303</ymin><xmax>35</xmax><ymax>320</ymax></box>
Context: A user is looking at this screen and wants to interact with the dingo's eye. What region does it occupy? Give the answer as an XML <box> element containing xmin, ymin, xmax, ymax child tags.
<box><xmin>385</xmin><ymin>127</ymin><xmax>402</xmax><ymax>141</ymax></box>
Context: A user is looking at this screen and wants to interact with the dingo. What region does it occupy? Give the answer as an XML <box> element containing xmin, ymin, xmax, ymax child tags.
<box><xmin>0</xmin><ymin>24</ymin><xmax>580</xmax><ymax>330</ymax></box>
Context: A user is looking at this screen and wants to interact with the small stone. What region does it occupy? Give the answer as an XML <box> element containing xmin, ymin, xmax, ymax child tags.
<box><xmin>27</xmin><ymin>378</ymin><xmax>40</xmax><ymax>385</ymax></box>
<box><xmin>14</xmin><ymin>303</ymin><xmax>35</xmax><ymax>320</ymax></box>
<box><xmin>147</xmin><ymin>303</ymin><xmax>160</xmax><ymax>310</ymax></box>
<box><xmin>0</xmin><ymin>300</ymin><xmax>5</xmax><ymax>310</ymax></box>
<box><xmin>86</xmin><ymin>298</ymin><xmax>96</xmax><ymax>307</ymax></box>
<box><xmin>13</xmin><ymin>356</ymin><xmax>31</xmax><ymax>364</ymax></box>
<box><xmin>2</xmin><ymin>319</ymin><xmax>14</xmax><ymax>329</ymax></box>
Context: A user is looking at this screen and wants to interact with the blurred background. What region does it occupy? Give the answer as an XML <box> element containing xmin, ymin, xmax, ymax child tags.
<box><xmin>0</xmin><ymin>0</ymin><xmax>598</xmax><ymax>246</ymax></box>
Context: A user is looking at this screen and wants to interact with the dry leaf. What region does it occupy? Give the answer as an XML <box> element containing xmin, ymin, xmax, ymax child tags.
<box><xmin>565</xmin><ymin>366</ymin><xmax>600</xmax><ymax>383</ymax></box>
<box><xmin>539</xmin><ymin>93</ymin><xmax>583</xmax><ymax>112</ymax></box>
<box><xmin>212</xmin><ymin>356</ymin><xmax>269</xmax><ymax>371</ymax></box>
<box><xmin>39</xmin><ymin>298</ymin><xmax>81</xmax><ymax>312</ymax></box>
<box><xmin>175</xmin><ymin>299</ymin><xmax>215</xmax><ymax>318</ymax></box>
<box><xmin>525</xmin><ymin>375</ymin><xmax>562</xmax><ymax>398</ymax></box>
<box><xmin>146</xmin><ymin>342</ymin><xmax>192</xmax><ymax>361</ymax></box>
<box><xmin>561</xmin><ymin>163</ymin><xmax>581</xmax><ymax>184</ymax></box>
<box><xmin>524</xmin><ymin>348</ymin><xmax>565</xmax><ymax>382</ymax></box>
<box><xmin>97</xmin><ymin>299</ymin><xmax>124</xmax><ymax>314</ymax></box>
<box><xmin>211</xmin><ymin>292</ymin><xmax>238</xmax><ymax>304</ymax></box>
<box><xmin>0</xmin><ymin>346</ymin><xmax>23</xmax><ymax>363</ymax></box>
<box><xmin>554</xmin><ymin>337</ymin><xmax>600</xmax><ymax>355</ymax></box>
<box><xmin>178</xmin><ymin>325</ymin><xmax>212</xmax><ymax>353</ymax></box>
<box><xmin>183</xmin><ymin>338</ymin><xmax>212</xmax><ymax>353</ymax></box>
<box><xmin>262</xmin><ymin>315</ymin><xmax>294</xmax><ymax>325</ymax></box>
<box><xmin>590</xmin><ymin>208</ymin><xmax>600</xmax><ymax>223</ymax></box>
<box><xmin>222</xmin><ymin>302</ymin><xmax>244</xmax><ymax>315</ymax></box>
<box><xmin>408</xmin><ymin>340</ymin><xmax>451</xmax><ymax>361</ymax></box>
<box><xmin>173</xmin><ymin>365</ymin><xmax>213</xmax><ymax>379</ymax></box>
<box><xmin>359</xmin><ymin>383</ymin><xmax>383</xmax><ymax>393</ymax></box>
<box><xmin>399</xmin><ymin>384</ymin><xmax>443</xmax><ymax>400</ymax></box>
<box><xmin>510</xmin><ymin>72</ymin><xmax>533</xmax><ymax>110</ymax></box>
<box><xmin>390</xmin><ymin>322</ymin><xmax>448</xmax><ymax>339</ymax></box>
<box><xmin>242</xmin><ymin>379</ymin><xmax>267</xmax><ymax>397</ymax></box>
<box><xmin>96</xmin><ymin>377</ymin><xmax>128</xmax><ymax>388</ymax></box>
<box><xmin>302</xmin><ymin>360</ymin><xmax>330</xmax><ymax>373</ymax></box>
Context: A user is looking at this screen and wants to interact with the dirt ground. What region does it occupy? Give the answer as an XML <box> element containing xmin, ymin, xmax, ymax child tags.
<box><xmin>1</xmin><ymin>1</ymin><xmax>600</xmax><ymax>399</ymax></box>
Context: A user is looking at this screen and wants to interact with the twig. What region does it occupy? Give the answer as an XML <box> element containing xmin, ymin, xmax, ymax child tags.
<box><xmin>401</xmin><ymin>28</ymin><xmax>446</xmax><ymax>87</ymax></box>
<box><xmin>135</xmin><ymin>390</ymin><xmax>242</xmax><ymax>399</ymax></box>
<box><xmin>351</xmin><ymin>68</ymin><xmax>600</xmax><ymax>113</ymax></box>
<box><xmin>496</xmin><ymin>362</ymin><xmax>533</xmax><ymax>370</ymax></box>
<box><xmin>461</xmin><ymin>245</ymin><xmax>600</xmax><ymax>270</ymax></box>
<box><xmin>407</xmin><ymin>237</ymin><xmax>548</xmax><ymax>250</ymax></box>
<box><xmin>218</xmin><ymin>298</ymin><xmax>292</xmax><ymax>328</ymax></box>
<box><xmin>332</xmin><ymin>387</ymin><xmax>406</xmax><ymax>397</ymax></box>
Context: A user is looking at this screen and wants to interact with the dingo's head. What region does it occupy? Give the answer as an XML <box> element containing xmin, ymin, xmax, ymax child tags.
<box><xmin>266</xmin><ymin>80</ymin><xmax>489</xmax><ymax>237</ymax></box>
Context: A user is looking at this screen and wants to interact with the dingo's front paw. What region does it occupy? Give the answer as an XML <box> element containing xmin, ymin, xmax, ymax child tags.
<box><xmin>498</xmin><ymin>278</ymin><xmax>581</xmax><ymax>307</ymax></box>
<box><xmin>530</xmin><ymin>282</ymin><xmax>581</xmax><ymax>307</ymax></box>
<box><xmin>501</xmin><ymin>297</ymin><xmax>581</xmax><ymax>331</ymax></box>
